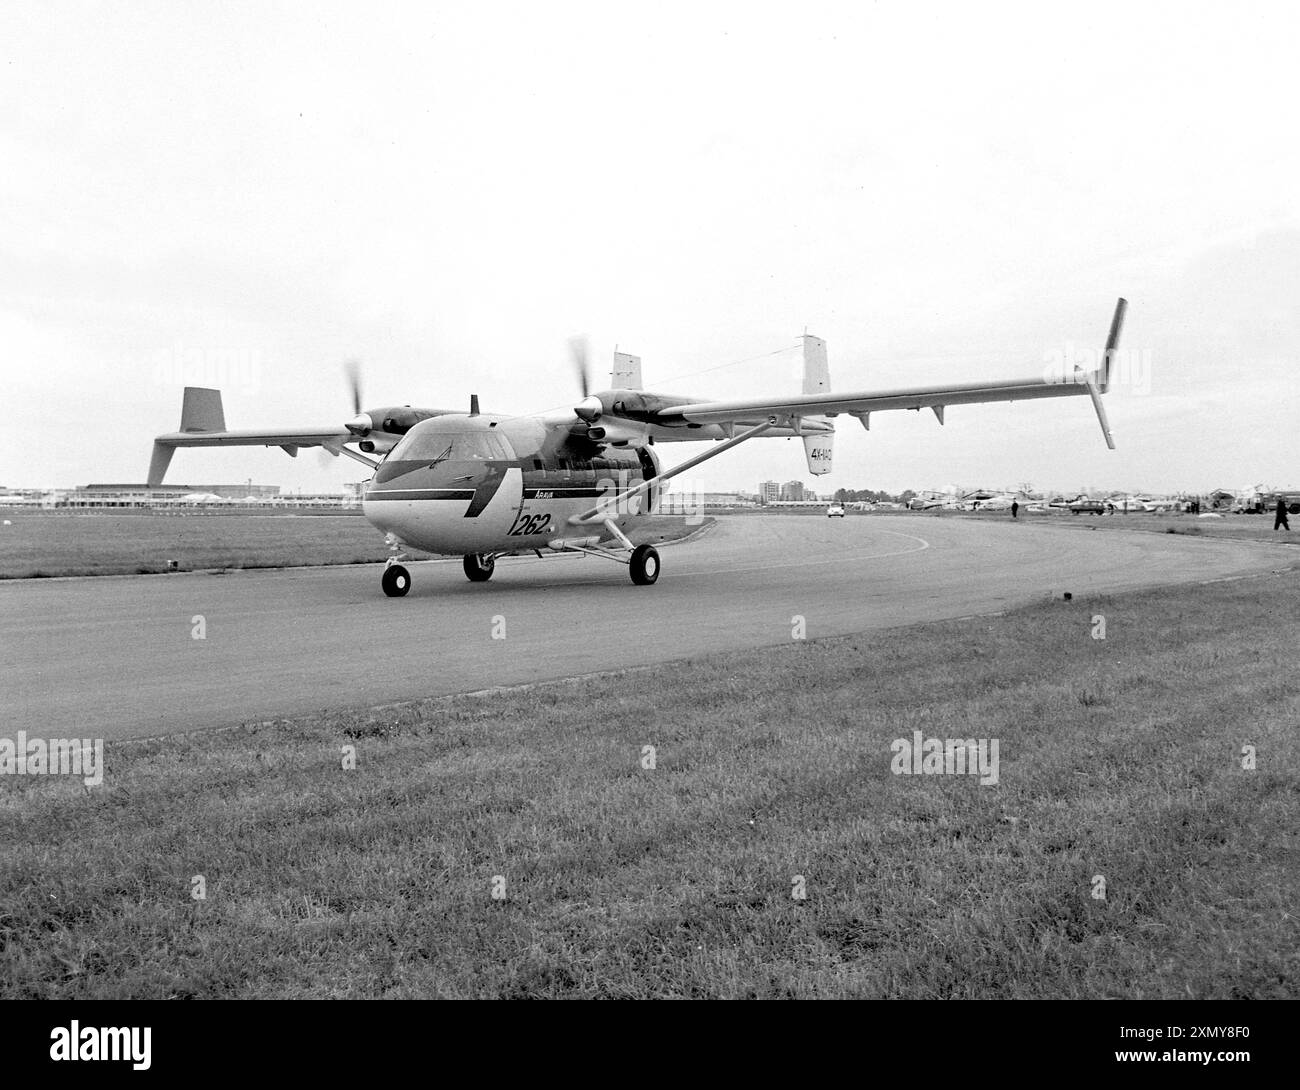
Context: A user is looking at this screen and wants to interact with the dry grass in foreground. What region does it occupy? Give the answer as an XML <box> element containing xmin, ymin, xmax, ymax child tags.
<box><xmin>1</xmin><ymin>570</ymin><xmax>1296</xmax><ymax>998</ymax></box>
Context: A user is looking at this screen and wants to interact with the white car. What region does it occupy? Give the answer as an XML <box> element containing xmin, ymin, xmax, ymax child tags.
<box><xmin>826</xmin><ymin>504</ymin><xmax>846</xmax><ymax>518</ymax></box>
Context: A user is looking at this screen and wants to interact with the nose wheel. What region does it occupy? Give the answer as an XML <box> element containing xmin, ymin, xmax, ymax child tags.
<box><xmin>381</xmin><ymin>563</ymin><xmax>411</xmax><ymax>597</ymax></box>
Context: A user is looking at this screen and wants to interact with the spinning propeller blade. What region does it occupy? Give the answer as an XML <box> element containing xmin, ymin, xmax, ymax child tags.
<box><xmin>569</xmin><ymin>336</ymin><xmax>591</xmax><ymax>399</ymax></box>
<box><xmin>342</xmin><ymin>359</ymin><xmax>373</xmax><ymax>436</ymax></box>
<box><xmin>569</xmin><ymin>336</ymin><xmax>603</xmax><ymax>422</ymax></box>
<box><xmin>343</xmin><ymin>358</ymin><xmax>363</xmax><ymax>416</ymax></box>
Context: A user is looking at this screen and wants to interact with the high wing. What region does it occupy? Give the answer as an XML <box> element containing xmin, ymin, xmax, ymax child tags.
<box><xmin>148</xmin><ymin>388</ymin><xmax>370</xmax><ymax>485</ymax></box>
<box><xmin>148</xmin><ymin>386</ymin><xmax>463</xmax><ymax>485</ymax></box>
<box><xmin>654</xmin><ymin>298</ymin><xmax>1127</xmax><ymax>450</ymax></box>
<box><xmin>148</xmin><ymin>425</ymin><xmax>365</xmax><ymax>487</ymax></box>
<box><xmin>152</xmin><ymin>427</ymin><xmax>353</xmax><ymax>448</ymax></box>
<box><xmin>146</xmin><ymin>385</ymin><xmax>410</xmax><ymax>483</ymax></box>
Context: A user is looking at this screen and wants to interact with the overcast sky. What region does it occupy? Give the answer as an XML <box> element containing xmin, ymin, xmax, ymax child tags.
<box><xmin>2</xmin><ymin>0</ymin><xmax>1297</xmax><ymax>495</ymax></box>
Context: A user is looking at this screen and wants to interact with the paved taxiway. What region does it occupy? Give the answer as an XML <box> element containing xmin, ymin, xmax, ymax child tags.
<box><xmin>3</xmin><ymin>516</ymin><xmax>1295</xmax><ymax>741</ymax></box>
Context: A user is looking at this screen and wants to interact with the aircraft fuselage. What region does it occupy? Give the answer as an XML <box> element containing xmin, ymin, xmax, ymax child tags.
<box><xmin>362</xmin><ymin>410</ymin><xmax>661</xmax><ymax>556</ymax></box>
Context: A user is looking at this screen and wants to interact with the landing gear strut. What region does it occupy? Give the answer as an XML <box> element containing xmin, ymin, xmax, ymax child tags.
<box><xmin>548</xmin><ymin>536</ymin><xmax>663</xmax><ymax>586</ymax></box>
<box><xmin>381</xmin><ymin>563</ymin><xmax>411</xmax><ymax>597</ymax></box>
<box><xmin>463</xmin><ymin>553</ymin><xmax>495</xmax><ymax>582</ymax></box>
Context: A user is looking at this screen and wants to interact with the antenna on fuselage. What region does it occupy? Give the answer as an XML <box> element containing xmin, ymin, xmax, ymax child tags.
<box><xmin>469</xmin><ymin>394</ymin><xmax>480</xmax><ymax>417</ymax></box>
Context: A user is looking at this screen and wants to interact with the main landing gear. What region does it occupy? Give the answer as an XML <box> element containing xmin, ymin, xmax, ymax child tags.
<box><xmin>629</xmin><ymin>544</ymin><xmax>660</xmax><ymax>585</ymax></box>
<box><xmin>564</xmin><ymin>519</ymin><xmax>661</xmax><ymax>586</ymax></box>
<box><xmin>559</xmin><ymin>534</ymin><xmax>661</xmax><ymax>586</ymax></box>
<box><xmin>463</xmin><ymin>553</ymin><xmax>495</xmax><ymax>582</ymax></box>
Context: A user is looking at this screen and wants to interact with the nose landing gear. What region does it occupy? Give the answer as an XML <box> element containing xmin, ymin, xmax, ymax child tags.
<box><xmin>381</xmin><ymin>563</ymin><xmax>411</xmax><ymax>597</ymax></box>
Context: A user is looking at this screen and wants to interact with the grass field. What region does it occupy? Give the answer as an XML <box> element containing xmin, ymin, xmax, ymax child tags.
<box><xmin>688</xmin><ymin>502</ymin><xmax>1300</xmax><ymax>546</ymax></box>
<box><xmin>949</xmin><ymin>507</ymin><xmax>1300</xmax><ymax>546</ymax></box>
<box><xmin>0</xmin><ymin>512</ymin><xmax>708</xmax><ymax>579</ymax></box>
<box><xmin>2</xmin><ymin>569</ymin><xmax>1295</xmax><ymax>998</ymax></box>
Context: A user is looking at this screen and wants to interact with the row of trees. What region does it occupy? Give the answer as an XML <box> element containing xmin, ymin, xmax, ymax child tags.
<box><xmin>832</xmin><ymin>488</ymin><xmax>917</xmax><ymax>504</ymax></box>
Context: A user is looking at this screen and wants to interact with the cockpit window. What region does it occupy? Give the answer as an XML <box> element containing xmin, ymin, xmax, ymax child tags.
<box><xmin>389</xmin><ymin>423</ymin><xmax>513</xmax><ymax>462</ymax></box>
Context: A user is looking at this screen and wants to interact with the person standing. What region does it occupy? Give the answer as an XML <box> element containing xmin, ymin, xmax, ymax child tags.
<box><xmin>1011</xmin><ymin>500</ymin><xmax>1019</xmax><ymax>519</ymax></box>
<box><xmin>1275</xmin><ymin>498</ymin><xmax>1291</xmax><ymax>531</ymax></box>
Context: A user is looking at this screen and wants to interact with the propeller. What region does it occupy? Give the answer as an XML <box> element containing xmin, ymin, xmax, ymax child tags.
<box><xmin>570</xmin><ymin>336</ymin><xmax>604</xmax><ymax>422</ymax></box>
<box><xmin>343</xmin><ymin>358</ymin><xmax>373</xmax><ymax>437</ymax></box>
<box><xmin>316</xmin><ymin>359</ymin><xmax>367</xmax><ymax>466</ymax></box>
<box><xmin>344</xmin><ymin>358</ymin><xmax>363</xmax><ymax>416</ymax></box>
<box><xmin>569</xmin><ymin>336</ymin><xmax>590</xmax><ymax>398</ymax></box>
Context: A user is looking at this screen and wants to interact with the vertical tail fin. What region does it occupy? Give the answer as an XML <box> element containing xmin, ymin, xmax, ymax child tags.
<box><xmin>800</xmin><ymin>334</ymin><xmax>834</xmax><ymax>475</ymax></box>
<box><xmin>1098</xmin><ymin>297</ymin><xmax>1127</xmax><ymax>394</ymax></box>
<box><xmin>802</xmin><ymin>432</ymin><xmax>834</xmax><ymax>475</ymax></box>
<box><xmin>147</xmin><ymin>442</ymin><xmax>176</xmax><ymax>487</ymax></box>
<box><xmin>801</xmin><ymin>334</ymin><xmax>830</xmax><ymax>395</ymax></box>
<box><xmin>149</xmin><ymin>387</ymin><xmax>228</xmax><ymax>485</ymax></box>
<box><xmin>611</xmin><ymin>351</ymin><xmax>643</xmax><ymax>390</ymax></box>
<box><xmin>180</xmin><ymin>387</ymin><xmax>227</xmax><ymax>432</ymax></box>
<box><xmin>1078</xmin><ymin>298</ymin><xmax>1126</xmax><ymax>449</ymax></box>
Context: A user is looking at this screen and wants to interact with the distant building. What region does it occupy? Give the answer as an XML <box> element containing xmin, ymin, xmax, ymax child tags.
<box><xmin>56</xmin><ymin>483</ymin><xmax>286</xmax><ymax>508</ymax></box>
<box><xmin>63</xmin><ymin>485</ymin><xmax>185</xmax><ymax>508</ymax></box>
<box><xmin>781</xmin><ymin>480</ymin><xmax>806</xmax><ymax>502</ymax></box>
<box><xmin>759</xmin><ymin>480</ymin><xmax>781</xmax><ymax>505</ymax></box>
<box><xmin>0</xmin><ymin>487</ymin><xmax>54</xmax><ymax>508</ymax></box>
<box><xmin>2</xmin><ymin>482</ymin><xmax>362</xmax><ymax>511</ymax></box>
<box><xmin>658</xmin><ymin>491</ymin><xmax>757</xmax><ymax>513</ymax></box>
<box><xmin>1</xmin><ymin>480</ymin><xmax>369</xmax><ymax>511</ymax></box>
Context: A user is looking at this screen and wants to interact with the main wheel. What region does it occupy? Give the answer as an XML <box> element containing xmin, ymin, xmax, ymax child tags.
<box><xmin>463</xmin><ymin>553</ymin><xmax>495</xmax><ymax>582</ymax></box>
<box><xmin>629</xmin><ymin>544</ymin><xmax>660</xmax><ymax>585</ymax></box>
<box><xmin>381</xmin><ymin>564</ymin><xmax>411</xmax><ymax>597</ymax></box>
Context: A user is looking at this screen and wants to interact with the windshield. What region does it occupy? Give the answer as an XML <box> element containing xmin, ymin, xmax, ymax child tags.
<box><xmin>388</xmin><ymin>423</ymin><xmax>513</xmax><ymax>462</ymax></box>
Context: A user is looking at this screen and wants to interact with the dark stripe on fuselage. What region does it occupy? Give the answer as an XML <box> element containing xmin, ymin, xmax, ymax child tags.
<box><xmin>365</xmin><ymin>489</ymin><xmax>476</xmax><ymax>502</ymax></box>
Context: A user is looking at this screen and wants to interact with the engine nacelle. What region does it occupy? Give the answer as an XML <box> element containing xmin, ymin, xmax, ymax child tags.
<box><xmin>584</xmin><ymin>420</ymin><xmax>649</xmax><ymax>446</ymax></box>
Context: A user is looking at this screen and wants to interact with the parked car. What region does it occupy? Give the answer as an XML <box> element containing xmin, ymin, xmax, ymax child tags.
<box><xmin>1068</xmin><ymin>498</ymin><xmax>1105</xmax><ymax>515</ymax></box>
<box><xmin>826</xmin><ymin>504</ymin><xmax>846</xmax><ymax>518</ymax></box>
